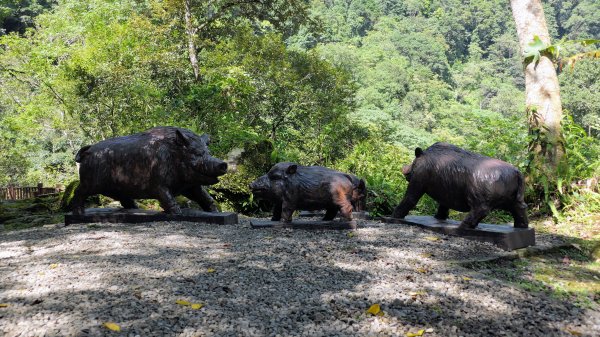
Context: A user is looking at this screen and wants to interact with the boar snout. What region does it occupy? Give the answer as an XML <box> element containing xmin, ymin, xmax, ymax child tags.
<box><xmin>217</xmin><ymin>162</ymin><xmax>228</xmax><ymax>175</ymax></box>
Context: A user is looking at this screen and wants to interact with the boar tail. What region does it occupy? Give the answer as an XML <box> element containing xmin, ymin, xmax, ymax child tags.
<box><xmin>75</xmin><ymin>145</ymin><xmax>92</xmax><ymax>163</ymax></box>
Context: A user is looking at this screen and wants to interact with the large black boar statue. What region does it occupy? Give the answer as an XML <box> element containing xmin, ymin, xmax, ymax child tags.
<box><xmin>392</xmin><ymin>142</ymin><xmax>528</xmax><ymax>229</ymax></box>
<box><xmin>70</xmin><ymin>127</ymin><xmax>228</xmax><ymax>215</ymax></box>
<box><xmin>250</xmin><ymin>162</ymin><xmax>366</xmax><ymax>222</ymax></box>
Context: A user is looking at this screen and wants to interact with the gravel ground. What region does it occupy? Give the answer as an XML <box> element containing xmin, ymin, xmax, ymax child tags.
<box><xmin>1</xmin><ymin>217</ymin><xmax>598</xmax><ymax>337</ymax></box>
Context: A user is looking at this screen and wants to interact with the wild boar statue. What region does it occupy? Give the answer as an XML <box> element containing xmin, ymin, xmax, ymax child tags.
<box><xmin>70</xmin><ymin>127</ymin><xmax>228</xmax><ymax>215</ymax></box>
<box><xmin>250</xmin><ymin>162</ymin><xmax>366</xmax><ymax>222</ymax></box>
<box><xmin>392</xmin><ymin>142</ymin><xmax>528</xmax><ymax>229</ymax></box>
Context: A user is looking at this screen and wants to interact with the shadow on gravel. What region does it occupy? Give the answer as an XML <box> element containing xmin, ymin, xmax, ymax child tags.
<box><xmin>0</xmin><ymin>221</ymin><xmax>598</xmax><ymax>336</ymax></box>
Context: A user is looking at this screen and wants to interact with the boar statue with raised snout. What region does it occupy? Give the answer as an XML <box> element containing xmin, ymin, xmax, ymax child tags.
<box><xmin>70</xmin><ymin>127</ymin><xmax>228</xmax><ymax>215</ymax></box>
<box><xmin>392</xmin><ymin>142</ymin><xmax>528</xmax><ymax>229</ymax></box>
<box><xmin>250</xmin><ymin>162</ymin><xmax>366</xmax><ymax>222</ymax></box>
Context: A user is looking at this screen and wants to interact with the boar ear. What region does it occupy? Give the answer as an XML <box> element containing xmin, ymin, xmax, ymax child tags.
<box><xmin>415</xmin><ymin>147</ymin><xmax>423</xmax><ymax>158</ymax></box>
<box><xmin>201</xmin><ymin>134</ymin><xmax>211</xmax><ymax>145</ymax></box>
<box><xmin>358</xmin><ymin>179</ymin><xmax>366</xmax><ymax>189</ymax></box>
<box><xmin>175</xmin><ymin>130</ymin><xmax>190</xmax><ymax>147</ymax></box>
<box><xmin>286</xmin><ymin>164</ymin><xmax>298</xmax><ymax>175</ymax></box>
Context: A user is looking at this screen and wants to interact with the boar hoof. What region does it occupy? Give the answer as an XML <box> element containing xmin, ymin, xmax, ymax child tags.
<box><xmin>72</xmin><ymin>207</ymin><xmax>85</xmax><ymax>216</ymax></box>
<box><xmin>165</xmin><ymin>205</ymin><xmax>182</xmax><ymax>215</ymax></box>
<box><xmin>458</xmin><ymin>222</ymin><xmax>477</xmax><ymax>230</ymax></box>
<box><xmin>513</xmin><ymin>222</ymin><xmax>528</xmax><ymax>229</ymax></box>
<box><xmin>391</xmin><ymin>210</ymin><xmax>405</xmax><ymax>219</ymax></box>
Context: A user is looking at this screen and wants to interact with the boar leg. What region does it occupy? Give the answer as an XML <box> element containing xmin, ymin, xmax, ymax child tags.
<box><xmin>510</xmin><ymin>202</ymin><xmax>529</xmax><ymax>228</ymax></box>
<box><xmin>182</xmin><ymin>186</ymin><xmax>218</xmax><ymax>212</ymax></box>
<box><xmin>271</xmin><ymin>202</ymin><xmax>282</xmax><ymax>221</ymax></box>
<box><xmin>434</xmin><ymin>205</ymin><xmax>449</xmax><ymax>220</ymax></box>
<box><xmin>392</xmin><ymin>183</ymin><xmax>424</xmax><ymax>219</ymax></box>
<box><xmin>119</xmin><ymin>198</ymin><xmax>138</xmax><ymax>209</ymax></box>
<box><xmin>337</xmin><ymin>201</ymin><xmax>353</xmax><ymax>221</ymax></box>
<box><xmin>332</xmin><ymin>190</ymin><xmax>353</xmax><ymax>220</ymax></box>
<box><xmin>323</xmin><ymin>207</ymin><xmax>338</xmax><ymax>221</ymax></box>
<box><xmin>459</xmin><ymin>206</ymin><xmax>490</xmax><ymax>229</ymax></box>
<box><xmin>69</xmin><ymin>184</ymin><xmax>91</xmax><ymax>216</ymax></box>
<box><xmin>280</xmin><ymin>201</ymin><xmax>295</xmax><ymax>223</ymax></box>
<box><xmin>157</xmin><ymin>189</ymin><xmax>181</xmax><ymax>214</ymax></box>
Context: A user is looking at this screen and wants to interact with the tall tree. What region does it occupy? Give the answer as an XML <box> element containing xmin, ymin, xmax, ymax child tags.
<box><xmin>162</xmin><ymin>0</ymin><xmax>310</xmax><ymax>81</ymax></box>
<box><xmin>510</xmin><ymin>0</ymin><xmax>565</xmax><ymax>179</ymax></box>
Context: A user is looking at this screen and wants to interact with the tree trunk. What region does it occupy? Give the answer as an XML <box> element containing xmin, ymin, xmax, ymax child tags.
<box><xmin>510</xmin><ymin>0</ymin><xmax>565</xmax><ymax>174</ymax></box>
<box><xmin>184</xmin><ymin>0</ymin><xmax>200</xmax><ymax>81</ymax></box>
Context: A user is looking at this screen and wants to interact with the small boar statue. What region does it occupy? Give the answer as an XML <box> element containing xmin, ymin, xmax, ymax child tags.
<box><xmin>70</xmin><ymin>127</ymin><xmax>228</xmax><ymax>215</ymax></box>
<box><xmin>250</xmin><ymin>162</ymin><xmax>366</xmax><ymax>222</ymax></box>
<box><xmin>392</xmin><ymin>142</ymin><xmax>528</xmax><ymax>229</ymax></box>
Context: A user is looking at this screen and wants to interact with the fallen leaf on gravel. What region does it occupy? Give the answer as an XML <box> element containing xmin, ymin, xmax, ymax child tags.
<box><xmin>462</xmin><ymin>276</ymin><xmax>472</xmax><ymax>281</ymax></box>
<box><xmin>0</xmin><ymin>303</ymin><xmax>9</xmax><ymax>308</ymax></box>
<box><xmin>347</xmin><ymin>232</ymin><xmax>355</xmax><ymax>238</ymax></box>
<box><xmin>207</xmin><ymin>268</ymin><xmax>216</xmax><ymax>273</ymax></box>
<box><xmin>566</xmin><ymin>328</ymin><xmax>583</xmax><ymax>336</ymax></box>
<box><xmin>264</xmin><ymin>236</ymin><xmax>273</xmax><ymax>240</ymax></box>
<box><xmin>102</xmin><ymin>322</ymin><xmax>121</xmax><ymax>332</ymax></box>
<box><xmin>50</xmin><ymin>263</ymin><xmax>59</xmax><ymax>269</ymax></box>
<box><xmin>420</xmin><ymin>253</ymin><xmax>432</xmax><ymax>258</ymax></box>
<box><xmin>409</xmin><ymin>291</ymin><xmax>427</xmax><ymax>298</ymax></box>
<box><xmin>416</xmin><ymin>268</ymin><xmax>428</xmax><ymax>274</ymax></box>
<box><xmin>366</xmin><ymin>303</ymin><xmax>383</xmax><ymax>316</ymax></box>
<box><xmin>406</xmin><ymin>329</ymin><xmax>425</xmax><ymax>336</ymax></box>
<box><xmin>424</xmin><ymin>236</ymin><xmax>439</xmax><ymax>241</ymax></box>
<box><xmin>425</xmin><ymin>328</ymin><xmax>434</xmax><ymax>333</ymax></box>
<box><xmin>176</xmin><ymin>300</ymin><xmax>203</xmax><ymax>310</ymax></box>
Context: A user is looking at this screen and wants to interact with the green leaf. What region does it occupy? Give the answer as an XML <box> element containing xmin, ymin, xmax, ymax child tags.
<box><xmin>579</xmin><ymin>39</ymin><xmax>600</xmax><ymax>47</ymax></box>
<box><xmin>523</xmin><ymin>35</ymin><xmax>548</xmax><ymax>65</ymax></box>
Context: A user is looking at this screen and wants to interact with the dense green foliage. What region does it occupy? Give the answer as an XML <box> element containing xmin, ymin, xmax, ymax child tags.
<box><xmin>0</xmin><ymin>0</ymin><xmax>598</xmax><ymax>218</ymax></box>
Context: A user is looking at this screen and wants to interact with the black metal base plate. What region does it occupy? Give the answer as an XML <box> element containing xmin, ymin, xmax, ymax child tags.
<box><xmin>65</xmin><ymin>208</ymin><xmax>238</xmax><ymax>226</ymax></box>
<box><xmin>250</xmin><ymin>219</ymin><xmax>357</xmax><ymax>230</ymax></box>
<box><xmin>381</xmin><ymin>215</ymin><xmax>535</xmax><ymax>251</ymax></box>
<box><xmin>298</xmin><ymin>211</ymin><xmax>371</xmax><ymax>220</ymax></box>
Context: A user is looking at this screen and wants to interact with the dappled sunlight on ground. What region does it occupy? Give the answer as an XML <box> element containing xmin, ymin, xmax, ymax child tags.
<box><xmin>1</xmin><ymin>219</ymin><xmax>599</xmax><ymax>336</ymax></box>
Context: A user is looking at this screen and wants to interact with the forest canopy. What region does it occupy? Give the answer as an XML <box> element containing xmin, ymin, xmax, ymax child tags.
<box><xmin>1</xmin><ymin>0</ymin><xmax>599</xmax><ymax>217</ymax></box>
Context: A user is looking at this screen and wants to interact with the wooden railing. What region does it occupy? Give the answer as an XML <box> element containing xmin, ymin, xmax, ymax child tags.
<box><xmin>0</xmin><ymin>183</ymin><xmax>60</xmax><ymax>200</ymax></box>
